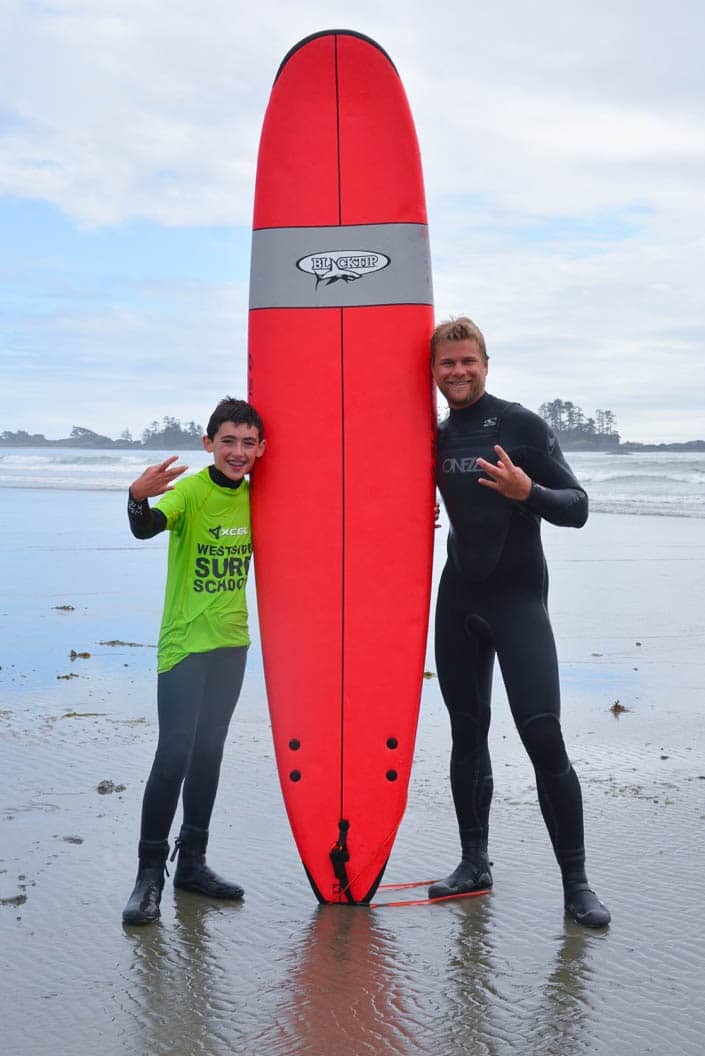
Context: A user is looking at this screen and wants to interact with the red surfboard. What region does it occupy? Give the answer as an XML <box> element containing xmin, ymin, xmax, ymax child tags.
<box><xmin>248</xmin><ymin>30</ymin><xmax>434</xmax><ymax>904</ymax></box>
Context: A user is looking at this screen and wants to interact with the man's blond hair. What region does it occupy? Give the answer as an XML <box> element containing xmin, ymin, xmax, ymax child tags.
<box><xmin>430</xmin><ymin>317</ymin><xmax>487</xmax><ymax>361</ymax></box>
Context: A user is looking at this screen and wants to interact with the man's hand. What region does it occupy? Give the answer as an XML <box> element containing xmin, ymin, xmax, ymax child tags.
<box><xmin>130</xmin><ymin>456</ymin><xmax>188</xmax><ymax>502</ymax></box>
<box><xmin>476</xmin><ymin>445</ymin><xmax>532</xmax><ymax>501</ymax></box>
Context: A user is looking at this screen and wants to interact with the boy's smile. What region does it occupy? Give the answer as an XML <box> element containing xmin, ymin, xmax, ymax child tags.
<box><xmin>203</xmin><ymin>423</ymin><xmax>266</xmax><ymax>483</ymax></box>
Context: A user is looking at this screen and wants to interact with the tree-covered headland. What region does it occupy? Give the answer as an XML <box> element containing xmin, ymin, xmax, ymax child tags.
<box><xmin>538</xmin><ymin>399</ymin><xmax>620</xmax><ymax>450</ymax></box>
<box><xmin>0</xmin><ymin>417</ymin><xmax>205</xmax><ymax>449</ymax></box>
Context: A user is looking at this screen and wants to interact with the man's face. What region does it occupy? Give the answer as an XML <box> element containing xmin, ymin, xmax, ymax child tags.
<box><xmin>432</xmin><ymin>338</ymin><xmax>488</xmax><ymax>409</ymax></box>
<box><xmin>202</xmin><ymin>422</ymin><xmax>266</xmax><ymax>482</ymax></box>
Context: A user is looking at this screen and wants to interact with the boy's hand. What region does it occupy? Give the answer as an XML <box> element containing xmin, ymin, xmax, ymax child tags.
<box><xmin>130</xmin><ymin>456</ymin><xmax>188</xmax><ymax>502</ymax></box>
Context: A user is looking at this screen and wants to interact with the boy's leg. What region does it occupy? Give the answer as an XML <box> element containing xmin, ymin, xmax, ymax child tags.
<box><xmin>139</xmin><ymin>653</ymin><xmax>210</xmax><ymax>841</ymax></box>
<box><xmin>174</xmin><ymin>646</ymin><xmax>247</xmax><ymax>900</ymax></box>
<box><xmin>124</xmin><ymin>654</ymin><xmax>209</xmax><ymax>924</ymax></box>
<box><xmin>181</xmin><ymin>645</ymin><xmax>248</xmax><ymax>830</ymax></box>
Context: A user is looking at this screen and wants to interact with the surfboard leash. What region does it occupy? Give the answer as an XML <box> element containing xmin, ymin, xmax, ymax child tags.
<box><xmin>330</xmin><ymin>819</ymin><xmax>399</xmax><ymax>904</ymax></box>
<box><xmin>329</xmin><ymin>818</ymin><xmax>357</xmax><ymax>905</ymax></box>
<box><xmin>369</xmin><ymin>880</ymin><xmax>491</xmax><ymax>909</ymax></box>
<box><xmin>330</xmin><ymin>823</ymin><xmax>490</xmax><ymax>908</ymax></box>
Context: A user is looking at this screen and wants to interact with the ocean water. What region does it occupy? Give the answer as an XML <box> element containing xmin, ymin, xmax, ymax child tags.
<box><xmin>0</xmin><ymin>447</ymin><xmax>211</xmax><ymax>492</ymax></box>
<box><xmin>569</xmin><ymin>449</ymin><xmax>705</xmax><ymax>519</ymax></box>
<box><xmin>1</xmin><ymin>445</ymin><xmax>704</xmax><ymax>518</ymax></box>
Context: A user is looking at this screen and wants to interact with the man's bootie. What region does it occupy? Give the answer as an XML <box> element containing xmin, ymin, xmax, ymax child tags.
<box><xmin>428</xmin><ymin>850</ymin><xmax>493</xmax><ymax>900</ymax></box>
<box><xmin>122</xmin><ymin>839</ymin><xmax>169</xmax><ymax>925</ymax></box>
<box><xmin>172</xmin><ymin>825</ymin><xmax>244</xmax><ymax>900</ymax></box>
<box><xmin>564</xmin><ymin>882</ymin><xmax>611</xmax><ymax>927</ymax></box>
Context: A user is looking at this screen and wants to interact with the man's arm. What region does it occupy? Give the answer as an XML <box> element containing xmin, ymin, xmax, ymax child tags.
<box><xmin>127</xmin><ymin>456</ymin><xmax>187</xmax><ymax>540</ymax></box>
<box><xmin>476</xmin><ymin>443</ymin><xmax>588</xmax><ymax>528</ymax></box>
<box><xmin>522</xmin><ymin>477</ymin><xmax>588</xmax><ymax>528</ymax></box>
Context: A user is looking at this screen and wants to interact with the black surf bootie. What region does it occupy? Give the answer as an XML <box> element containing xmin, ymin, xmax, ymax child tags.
<box><xmin>428</xmin><ymin>850</ymin><xmax>493</xmax><ymax>900</ymax></box>
<box><xmin>122</xmin><ymin>839</ymin><xmax>169</xmax><ymax>925</ymax></box>
<box><xmin>172</xmin><ymin>825</ymin><xmax>244</xmax><ymax>901</ymax></box>
<box><xmin>564</xmin><ymin>882</ymin><xmax>611</xmax><ymax>928</ymax></box>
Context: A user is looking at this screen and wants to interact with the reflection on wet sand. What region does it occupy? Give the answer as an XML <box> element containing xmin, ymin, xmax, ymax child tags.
<box><xmin>122</xmin><ymin>894</ymin><xmax>247</xmax><ymax>1056</ymax></box>
<box><xmin>265</xmin><ymin>905</ymin><xmax>416</xmax><ymax>1056</ymax></box>
<box><xmin>429</xmin><ymin>899</ymin><xmax>596</xmax><ymax>1056</ymax></box>
<box><xmin>427</xmin><ymin>897</ymin><xmax>501</xmax><ymax>1055</ymax></box>
<box><xmin>531</xmin><ymin>929</ymin><xmax>593</xmax><ymax>1055</ymax></box>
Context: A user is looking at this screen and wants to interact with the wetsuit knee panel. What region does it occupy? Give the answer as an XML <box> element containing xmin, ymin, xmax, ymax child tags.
<box><xmin>518</xmin><ymin>713</ymin><xmax>570</xmax><ymax>775</ymax></box>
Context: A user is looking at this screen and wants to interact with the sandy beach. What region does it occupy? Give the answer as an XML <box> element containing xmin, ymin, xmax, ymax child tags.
<box><xmin>1</xmin><ymin>487</ymin><xmax>704</xmax><ymax>1056</ymax></box>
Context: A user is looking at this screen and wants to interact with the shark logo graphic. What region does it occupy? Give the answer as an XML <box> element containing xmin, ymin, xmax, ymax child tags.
<box><xmin>297</xmin><ymin>250</ymin><xmax>391</xmax><ymax>289</ymax></box>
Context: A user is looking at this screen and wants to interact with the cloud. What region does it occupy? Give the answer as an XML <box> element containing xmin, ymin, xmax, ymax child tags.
<box><xmin>1</xmin><ymin>0</ymin><xmax>704</xmax><ymax>441</ymax></box>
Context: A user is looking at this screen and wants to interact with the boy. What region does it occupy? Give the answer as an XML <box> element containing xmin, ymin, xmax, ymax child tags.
<box><xmin>122</xmin><ymin>397</ymin><xmax>266</xmax><ymax>925</ymax></box>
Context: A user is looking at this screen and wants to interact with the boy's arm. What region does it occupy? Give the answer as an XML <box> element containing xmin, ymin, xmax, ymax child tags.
<box><xmin>127</xmin><ymin>455</ymin><xmax>188</xmax><ymax>540</ymax></box>
<box><xmin>127</xmin><ymin>491</ymin><xmax>167</xmax><ymax>539</ymax></box>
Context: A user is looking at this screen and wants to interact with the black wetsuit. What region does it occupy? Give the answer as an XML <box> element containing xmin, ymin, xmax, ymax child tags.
<box><xmin>435</xmin><ymin>391</ymin><xmax>589</xmax><ymax>884</ymax></box>
<box><xmin>128</xmin><ymin>466</ymin><xmax>247</xmax><ymax>843</ymax></box>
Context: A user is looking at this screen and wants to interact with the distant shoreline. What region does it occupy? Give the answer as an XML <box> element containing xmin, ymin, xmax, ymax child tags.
<box><xmin>0</xmin><ymin>438</ymin><xmax>205</xmax><ymax>450</ymax></box>
<box><xmin>2</xmin><ymin>437</ymin><xmax>704</xmax><ymax>452</ymax></box>
<box><xmin>561</xmin><ymin>440</ymin><xmax>705</xmax><ymax>453</ymax></box>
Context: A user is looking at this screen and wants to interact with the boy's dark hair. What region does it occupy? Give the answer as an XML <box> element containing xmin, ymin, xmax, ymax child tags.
<box><xmin>207</xmin><ymin>397</ymin><xmax>265</xmax><ymax>441</ymax></box>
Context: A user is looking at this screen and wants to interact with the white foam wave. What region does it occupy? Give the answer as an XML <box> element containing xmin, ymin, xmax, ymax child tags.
<box><xmin>0</xmin><ymin>447</ymin><xmax>209</xmax><ymax>491</ymax></box>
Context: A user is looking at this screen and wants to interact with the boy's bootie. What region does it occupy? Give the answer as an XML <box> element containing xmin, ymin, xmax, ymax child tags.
<box><xmin>172</xmin><ymin>824</ymin><xmax>244</xmax><ymax>901</ymax></box>
<box><xmin>122</xmin><ymin>839</ymin><xmax>170</xmax><ymax>925</ymax></box>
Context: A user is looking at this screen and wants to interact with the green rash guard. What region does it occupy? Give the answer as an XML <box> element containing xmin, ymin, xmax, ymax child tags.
<box><xmin>154</xmin><ymin>467</ymin><xmax>253</xmax><ymax>674</ymax></box>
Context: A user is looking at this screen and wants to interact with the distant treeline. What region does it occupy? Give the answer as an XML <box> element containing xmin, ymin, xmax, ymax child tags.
<box><xmin>1</xmin><ymin>417</ymin><xmax>205</xmax><ymax>449</ymax></box>
<box><xmin>538</xmin><ymin>399</ymin><xmax>620</xmax><ymax>449</ymax></box>
<box><xmin>2</xmin><ymin>409</ymin><xmax>704</xmax><ymax>451</ymax></box>
<box><xmin>537</xmin><ymin>399</ymin><xmax>705</xmax><ymax>451</ymax></box>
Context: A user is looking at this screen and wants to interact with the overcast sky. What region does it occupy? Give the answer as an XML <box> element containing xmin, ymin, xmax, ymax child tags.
<box><xmin>2</xmin><ymin>0</ymin><xmax>704</xmax><ymax>442</ymax></box>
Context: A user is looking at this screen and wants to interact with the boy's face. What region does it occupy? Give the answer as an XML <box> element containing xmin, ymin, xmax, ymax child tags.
<box><xmin>202</xmin><ymin>422</ymin><xmax>266</xmax><ymax>483</ymax></box>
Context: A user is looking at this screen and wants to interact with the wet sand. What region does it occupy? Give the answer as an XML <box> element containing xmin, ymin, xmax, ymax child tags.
<box><xmin>1</xmin><ymin>490</ymin><xmax>704</xmax><ymax>1056</ymax></box>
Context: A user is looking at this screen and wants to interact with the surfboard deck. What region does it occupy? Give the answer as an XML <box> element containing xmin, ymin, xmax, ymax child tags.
<box><xmin>248</xmin><ymin>29</ymin><xmax>435</xmax><ymax>904</ymax></box>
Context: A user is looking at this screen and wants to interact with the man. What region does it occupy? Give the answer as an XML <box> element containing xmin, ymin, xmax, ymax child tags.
<box><xmin>430</xmin><ymin>317</ymin><xmax>610</xmax><ymax>927</ymax></box>
<box><xmin>122</xmin><ymin>397</ymin><xmax>266</xmax><ymax>925</ymax></box>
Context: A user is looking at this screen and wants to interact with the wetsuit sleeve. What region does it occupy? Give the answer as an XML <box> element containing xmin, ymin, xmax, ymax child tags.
<box><xmin>518</xmin><ymin>426</ymin><xmax>588</xmax><ymax>528</ymax></box>
<box><xmin>127</xmin><ymin>490</ymin><xmax>167</xmax><ymax>539</ymax></box>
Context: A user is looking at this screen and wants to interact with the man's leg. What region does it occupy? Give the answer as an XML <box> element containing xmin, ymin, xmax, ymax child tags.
<box><xmin>494</xmin><ymin>599</ymin><xmax>610</xmax><ymax>927</ymax></box>
<box><xmin>429</xmin><ymin>565</ymin><xmax>495</xmax><ymax>898</ymax></box>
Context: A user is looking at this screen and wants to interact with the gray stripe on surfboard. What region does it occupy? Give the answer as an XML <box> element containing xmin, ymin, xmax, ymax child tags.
<box><xmin>250</xmin><ymin>223</ymin><xmax>433</xmax><ymax>309</ymax></box>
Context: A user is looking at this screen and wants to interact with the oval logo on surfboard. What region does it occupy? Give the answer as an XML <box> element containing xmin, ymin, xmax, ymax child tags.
<box><xmin>296</xmin><ymin>250</ymin><xmax>391</xmax><ymax>289</ymax></box>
